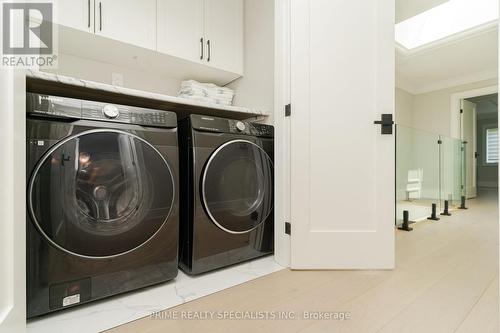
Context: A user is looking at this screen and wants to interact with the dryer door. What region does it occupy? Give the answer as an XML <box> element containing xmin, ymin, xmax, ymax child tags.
<box><xmin>201</xmin><ymin>140</ymin><xmax>274</xmax><ymax>234</ymax></box>
<box><xmin>29</xmin><ymin>129</ymin><xmax>175</xmax><ymax>258</ymax></box>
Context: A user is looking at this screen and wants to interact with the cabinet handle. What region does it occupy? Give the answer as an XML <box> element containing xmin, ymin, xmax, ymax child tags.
<box><xmin>207</xmin><ymin>40</ymin><xmax>211</xmax><ymax>62</ymax></box>
<box><xmin>87</xmin><ymin>0</ymin><xmax>91</xmax><ymax>28</ymax></box>
<box><xmin>200</xmin><ymin>38</ymin><xmax>204</xmax><ymax>60</ymax></box>
<box><xmin>99</xmin><ymin>2</ymin><xmax>102</xmax><ymax>31</ymax></box>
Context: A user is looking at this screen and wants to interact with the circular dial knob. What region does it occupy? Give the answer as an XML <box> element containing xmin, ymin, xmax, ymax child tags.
<box><xmin>236</xmin><ymin>121</ymin><xmax>246</xmax><ymax>132</ymax></box>
<box><xmin>102</xmin><ymin>105</ymin><xmax>119</xmax><ymax>119</ymax></box>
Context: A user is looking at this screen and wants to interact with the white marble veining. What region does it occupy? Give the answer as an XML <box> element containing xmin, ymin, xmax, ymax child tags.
<box><xmin>26</xmin><ymin>70</ymin><xmax>270</xmax><ymax>117</ymax></box>
<box><xmin>27</xmin><ymin>256</ymin><xmax>283</xmax><ymax>333</ymax></box>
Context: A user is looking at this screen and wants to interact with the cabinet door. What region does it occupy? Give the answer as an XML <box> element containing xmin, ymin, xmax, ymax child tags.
<box><xmin>95</xmin><ymin>0</ymin><xmax>156</xmax><ymax>50</ymax></box>
<box><xmin>157</xmin><ymin>0</ymin><xmax>205</xmax><ymax>63</ymax></box>
<box><xmin>56</xmin><ymin>0</ymin><xmax>94</xmax><ymax>33</ymax></box>
<box><xmin>204</xmin><ymin>0</ymin><xmax>244</xmax><ymax>75</ymax></box>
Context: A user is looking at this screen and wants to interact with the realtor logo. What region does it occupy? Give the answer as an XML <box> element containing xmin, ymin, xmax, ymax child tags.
<box><xmin>1</xmin><ymin>1</ymin><xmax>57</xmax><ymax>67</ymax></box>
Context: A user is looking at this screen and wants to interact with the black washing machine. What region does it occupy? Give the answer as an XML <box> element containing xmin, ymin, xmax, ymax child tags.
<box><xmin>26</xmin><ymin>93</ymin><xmax>179</xmax><ymax>318</ymax></box>
<box><xmin>178</xmin><ymin>114</ymin><xmax>274</xmax><ymax>275</ymax></box>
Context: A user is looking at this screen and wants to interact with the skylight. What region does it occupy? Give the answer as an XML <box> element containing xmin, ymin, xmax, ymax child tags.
<box><xmin>396</xmin><ymin>0</ymin><xmax>499</xmax><ymax>50</ymax></box>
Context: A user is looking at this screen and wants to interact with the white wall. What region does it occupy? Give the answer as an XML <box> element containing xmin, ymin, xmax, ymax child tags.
<box><xmin>412</xmin><ymin>79</ymin><xmax>498</xmax><ymax>136</ymax></box>
<box><xmin>43</xmin><ymin>53</ymin><xmax>182</xmax><ymax>96</ymax></box>
<box><xmin>395</xmin><ymin>87</ymin><xmax>413</xmax><ymax>127</ymax></box>
<box><xmin>228</xmin><ymin>0</ymin><xmax>275</xmax><ymax>123</ymax></box>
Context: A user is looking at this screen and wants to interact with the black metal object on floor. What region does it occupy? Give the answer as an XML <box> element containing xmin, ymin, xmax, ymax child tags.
<box><xmin>398</xmin><ymin>210</ymin><xmax>413</xmax><ymax>231</ymax></box>
<box><xmin>440</xmin><ymin>200</ymin><xmax>451</xmax><ymax>216</ymax></box>
<box><xmin>459</xmin><ymin>196</ymin><xmax>468</xmax><ymax>209</ymax></box>
<box><xmin>427</xmin><ymin>203</ymin><xmax>440</xmax><ymax>221</ymax></box>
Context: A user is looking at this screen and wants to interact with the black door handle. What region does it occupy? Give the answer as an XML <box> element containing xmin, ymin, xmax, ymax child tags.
<box><xmin>88</xmin><ymin>0</ymin><xmax>91</xmax><ymax>28</ymax></box>
<box><xmin>99</xmin><ymin>2</ymin><xmax>102</xmax><ymax>31</ymax></box>
<box><xmin>374</xmin><ymin>114</ymin><xmax>394</xmax><ymax>135</ymax></box>
<box><xmin>207</xmin><ymin>40</ymin><xmax>211</xmax><ymax>62</ymax></box>
<box><xmin>200</xmin><ymin>38</ymin><xmax>204</xmax><ymax>60</ymax></box>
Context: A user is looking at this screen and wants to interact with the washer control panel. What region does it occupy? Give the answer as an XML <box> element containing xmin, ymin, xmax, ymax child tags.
<box><xmin>81</xmin><ymin>101</ymin><xmax>176</xmax><ymax>128</ymax></box>
<box><xmin>191</xmin><ymin>114</ymin><xmax>274</xmax><ymax>138</ymax></box>
<box><xmin>26</xmin><ymin>93</ymin><xmax>177</xmax><ymax>128</ymax></box>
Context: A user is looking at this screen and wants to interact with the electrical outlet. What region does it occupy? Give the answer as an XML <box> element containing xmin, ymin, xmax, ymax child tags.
<box><xmin>111</xmin><ymin>73</ymin><xmax>124</xmax><ymax>87</ymax></box>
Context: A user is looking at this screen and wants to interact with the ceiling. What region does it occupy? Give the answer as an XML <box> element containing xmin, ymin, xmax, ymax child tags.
<box><xmin>395</xmin><ymin>1</ymin><xmax>498</xmax><ymax>95</ymax></box>
<box><xmin>396</xmin><ymin>0</ymin><xmax>498</xmax><ymax>94</ymax></box>
<box><xmin>396</xmin><ymin>0</ymin><xmax>449</xmax><ymax>23</ymax></box>
<box><xmin>396</xmin><ymin>24</ymin><xmax>498</xmax><ymax>94</ymax></box>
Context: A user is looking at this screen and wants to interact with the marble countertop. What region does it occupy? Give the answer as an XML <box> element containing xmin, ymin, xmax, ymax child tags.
<box><xmin>26</xmin><ymin>70</ymin><xmax>270</xmax><ymax>118</ymax></box>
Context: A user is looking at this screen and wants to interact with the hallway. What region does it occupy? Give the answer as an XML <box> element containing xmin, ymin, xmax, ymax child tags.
<box><xmin>108</xmin><ymin>191</ymin><xmax>499</xmax><ymax>333</ymax></box>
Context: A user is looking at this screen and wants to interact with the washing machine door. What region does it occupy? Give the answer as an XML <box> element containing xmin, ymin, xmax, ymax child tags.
<box><xmin>29</xmin><ymin>129</ymin><xmax>175</xmax><ymax>258</ymax></box>
<box><xmin>201</xmin><ymin>139</ymin><xmax>274</xmax><ymax>234</ymax></box>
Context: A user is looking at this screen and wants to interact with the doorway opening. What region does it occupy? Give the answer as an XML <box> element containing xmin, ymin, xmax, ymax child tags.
<box><xmin>464</xmin><ymin>93</ymin><xmax>499</xmax><ymax>199</ymax></box>
<box><xmin>394</xmin><ymin>1</ymin><xmax>499</xmax><ymax>320</ymax></box>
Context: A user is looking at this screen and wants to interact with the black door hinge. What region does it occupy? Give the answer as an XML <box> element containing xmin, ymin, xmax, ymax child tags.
<box><xmin>460</xmin><ymin>109</ymin><xmax>464</xmax><ymax>114</ymax></box>
<box><xmin>285</xmin><ymin>104</ymin><xmax>291</xmax><ymax>117</ymax></box>
<box><xmin>374</xmin><ymin>114</ymin><xmax>394</xmax><ymax>135</ymax></box>
<box><xmin>438</xmin><ymin>139</ymin><xmax>442</xmax><ymax>144</ymax></box>
<box><xmin>285</xmin><ymin>222</ymin><xmax>291</xmax><ymax>235</ymax></box>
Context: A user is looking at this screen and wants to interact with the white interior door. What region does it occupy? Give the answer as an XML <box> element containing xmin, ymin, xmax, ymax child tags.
<box><xmin>95</xmin><ymin>0</ymin><xmax>156</xmax><ymax>50</ymax></box>
<box><xmin>290</xmin><ymin>0</ymin><xmax>395</xmax><ymax>269</ymax></box>
<box><xmin>157</xmin><ymin>0</ymin><xmax>204</xmax><ymax>63</ymax></box>
<box><xmin>461</xmin><ymin>99</ymin><xmax>478</xmax><ymax>198</ymax></box>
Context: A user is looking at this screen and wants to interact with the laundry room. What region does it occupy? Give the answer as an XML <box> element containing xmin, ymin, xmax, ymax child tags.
<box><xmin>2</xmin><ymin>0</ymin><xmax>289</xmax><ymax>332</ymax></box>
<box><xmin>3</xmin><ymin>1</ymin><xmax>498</xmax><ymax>333</ymax></box>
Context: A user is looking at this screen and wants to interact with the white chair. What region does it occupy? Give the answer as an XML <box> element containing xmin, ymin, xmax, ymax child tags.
<box><xmin>406</xmin><ymin>169</ymin><xmax>423</xmax><ymax>201</ymax></box>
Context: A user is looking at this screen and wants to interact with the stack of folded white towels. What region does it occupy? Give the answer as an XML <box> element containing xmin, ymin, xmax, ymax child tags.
<box><xmin>178</xmin><ymin>80</ymin><xmax>234</xmax><ymax>106</ymax></box>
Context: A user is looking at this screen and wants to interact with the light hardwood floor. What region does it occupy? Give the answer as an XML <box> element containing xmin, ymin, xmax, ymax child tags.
<box><xmin>107</xmin><ymin>189</ymin><xmax>499</xmax><ymax>333</ymax></box>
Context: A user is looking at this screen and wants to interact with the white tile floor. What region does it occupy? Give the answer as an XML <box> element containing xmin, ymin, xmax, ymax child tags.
<box><xmin>27</xmin><ymin>256</ymin><xmax>283</xmax><ymax>333</ymax></box>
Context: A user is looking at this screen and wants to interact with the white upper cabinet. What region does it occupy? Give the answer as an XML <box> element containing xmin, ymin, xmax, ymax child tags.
<box><xmin>55</xmin><ymin>0</ymin><xmax>244</xmax><ymax>78</ymax></box>
<box><xmin>204</xmin><ymin>0</ymin><xmax>244</xmax><ymax>75</ymax></box>
<box><xmin>95</xmin><ymin>0</ymin><xmax>156</xmax><ymax>50</ymax></box>
<box><xmin>157</xmin><ymin>0</ymin><xmax>205</xmax><ymax>63</ymax></box>
<box><xmin>56</xmin><ymin>0</ymin><xmax>94</xmax><ymax>33</ymax></box>
<box><xmin>157</xmin><ymin>0</ymin><xmax>244</xmax><ymax>75</ymax></box>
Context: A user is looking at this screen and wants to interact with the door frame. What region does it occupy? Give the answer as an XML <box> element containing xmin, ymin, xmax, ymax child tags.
<box><xmin>450</xmin><ymin>86</ymin><xmax>497</xmax><ymax>199</ymax></box>
<box><xmin>273</xmin><ymin>0</ymin><xmax>291</xmax><ymax>267</ymax></box>
<box><xmin>460</xmin><ymin>99</ymin><xmax>478</xmax><ymax>198</ymax></box>
<box><xmin>450</xmin><ymin>85</ymin><xmax>498</xmax><ymax>139</ymax></box>
<box><xmin>0</xmin><ymin>69</ymin><xmax>27</xmax><ymax>333</ymax></box>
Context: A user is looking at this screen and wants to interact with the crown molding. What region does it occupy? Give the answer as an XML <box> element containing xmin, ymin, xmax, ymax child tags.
<box><xmin>412</xmin><ymin>69</ymin><xmax>498</xmax><ymax>95</ymax></box>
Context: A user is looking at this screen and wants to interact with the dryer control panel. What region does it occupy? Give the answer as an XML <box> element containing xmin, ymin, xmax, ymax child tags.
<box><xmin>191</xmin><ymin>114</ymin><xmax>274</xmax><ymax>138</ymax></box>
<box><xmin>26</xmin><ymin>93</ymin><xmax>177</xmax><ymax>128</ymax></box>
